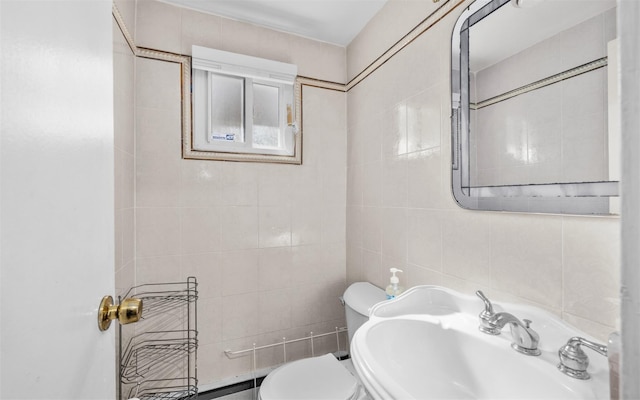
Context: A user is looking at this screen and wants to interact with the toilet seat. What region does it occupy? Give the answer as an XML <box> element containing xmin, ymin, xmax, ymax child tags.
<box><xmin>259</xmin><ymin>354</ymin><xmax>361</xmax><ymax>400</ymax></box>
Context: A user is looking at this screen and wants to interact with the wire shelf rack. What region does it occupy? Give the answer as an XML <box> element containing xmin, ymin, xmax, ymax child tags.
<box><xmin>118</xmin><ymin>277</ymin><xmax>198</xmax><ymax>400</ymax></box>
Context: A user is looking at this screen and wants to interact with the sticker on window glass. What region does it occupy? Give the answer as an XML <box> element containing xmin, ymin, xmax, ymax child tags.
<box><xmin>212</xmin><ymin>134</ymin><xmax>235</xmax><ymax>141</ymax></box>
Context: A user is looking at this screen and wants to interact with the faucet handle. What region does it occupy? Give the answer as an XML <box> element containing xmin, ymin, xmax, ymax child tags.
<box><xmin>476</xmin><ymin>290</ymin><xmax>494</xmax><ymax>314</ymax></box>
<box><xmin>558</xmin><ymin>336</ymin><xmax>608</xmax><ymax>380</ymax></box>
<box><xmin>476</xmin><ymin>290</ymin><xmax>500</xmax><ymax>335</ymax></box>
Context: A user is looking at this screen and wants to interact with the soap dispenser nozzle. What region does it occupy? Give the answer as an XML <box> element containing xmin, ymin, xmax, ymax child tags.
<box><xmin>390</xmin><ymin>268</ymin><xmax>403</xmax><ymax>286</ymax></box>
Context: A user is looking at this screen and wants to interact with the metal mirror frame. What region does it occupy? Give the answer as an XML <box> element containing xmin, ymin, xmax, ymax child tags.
<box><xmin>450</xmin><ymin>0</ymin><xmax>619</xmax><ymax>215</ymax></box>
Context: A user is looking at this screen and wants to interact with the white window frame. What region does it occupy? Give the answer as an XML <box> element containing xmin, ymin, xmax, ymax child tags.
<box><xmin>189</xmin><ymin>46</ymin><xmax>301</xmax><ymax>163</ymax></box>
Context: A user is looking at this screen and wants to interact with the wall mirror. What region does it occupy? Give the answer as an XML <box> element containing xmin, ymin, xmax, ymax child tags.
<box><xmin>451</xmin><ymin>0</ymin><xmax>619</xmax><ymax>215</ymax></box>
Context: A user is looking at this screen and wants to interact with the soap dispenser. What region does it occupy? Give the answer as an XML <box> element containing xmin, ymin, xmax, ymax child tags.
<box><xmin>386</xmin><ymin>268</ymin><xmax>404</xmax><ymax>299</ymax></box>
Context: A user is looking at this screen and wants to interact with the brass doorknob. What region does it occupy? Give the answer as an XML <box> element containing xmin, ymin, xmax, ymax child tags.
<box><xmin>98</xmin><ymin>295</ymin><xmax>143</xmax><ymax>331</ymax></box>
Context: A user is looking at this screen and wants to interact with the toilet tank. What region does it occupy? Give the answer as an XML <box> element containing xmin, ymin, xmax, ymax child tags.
<box><xmin>342</xmin><ymin>282</ymin><xmax>387</xmax><ymax>345</ymax></box>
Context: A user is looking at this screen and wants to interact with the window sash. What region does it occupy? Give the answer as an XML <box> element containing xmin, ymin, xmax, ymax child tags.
<box><xmin>207</xmin><ymin>72</ymin><xmax>245</xmax><ymax>144</ymax></box>
<box><xmin>194</xmin><ymin>69</ymin><xmax>294</xmax><ymax>156</ymax></box>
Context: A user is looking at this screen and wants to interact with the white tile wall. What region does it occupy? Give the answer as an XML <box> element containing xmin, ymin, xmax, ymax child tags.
<box><xmin>346</xmin><ymin>0</ymin><xmax>446</xmax><ymax>82</ymax></box>
<box><xmin>133</xmin><ymin>1</ymin><xmax>348</xmax><ymax>387</ymax></box>
<box><xmin>346</xmin><ymin>0</ymin><xmax>620</xmax><ymax>342</ymax></box>
<box><xmin>135</xmin><ymin>0</ymin><xmax>346</xmax><ymax>83</ymax></box>
<box><xmin>122</xmin><ymin>0</ymin><xmax>622</xmax><ymax>393</ymax></box>
<box><xmin>114</xmin><ymin>17</ymin><xmax>136</xmax><ymax>296</ymax></box>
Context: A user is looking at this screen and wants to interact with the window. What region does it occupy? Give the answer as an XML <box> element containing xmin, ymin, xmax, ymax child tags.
<box><xmin>190</xmin><ymin>46</ymin><xmax>299</xmax><ymax>162</ymax></box>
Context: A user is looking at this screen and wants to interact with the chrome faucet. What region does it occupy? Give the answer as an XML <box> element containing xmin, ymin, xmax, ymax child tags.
<box><xmin>489</xmin><ymin>312</ymin><xmax>541</xmax><ymax>356</ymax></box>
<box><xmin>557</xmin><ymin>336</ymin><xmax>608</xmax><ymax>380</ymax></box>
<box><xmin>475</xmin><ymin>291</ymin><xmax>541</xmax><ymax>356</ymax></box>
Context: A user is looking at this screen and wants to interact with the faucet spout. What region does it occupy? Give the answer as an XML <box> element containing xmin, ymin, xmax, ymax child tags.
<box><xmin>488</xmin><ymin>312</ymin><xmax>541</xmax><ymax>356</ymax></box>
<box><xmin>474</xmin><ymin>290</ymin><xmax>541</xmax><ymax>356</ymax></box>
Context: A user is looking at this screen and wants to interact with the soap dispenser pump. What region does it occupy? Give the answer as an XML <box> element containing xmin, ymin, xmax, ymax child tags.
<box><xmin>386</xmin><ymin>268</ymin><xmax>404</xmax><ymax>299</ymax></box>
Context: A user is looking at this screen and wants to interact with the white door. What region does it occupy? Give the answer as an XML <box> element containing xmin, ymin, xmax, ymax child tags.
<box><xmin>1</xmin><ymin>1</ymin><xmax>116</xmax><ymax>398</ymax></box>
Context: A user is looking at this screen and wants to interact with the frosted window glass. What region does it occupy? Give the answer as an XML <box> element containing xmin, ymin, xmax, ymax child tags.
<box><xmin>210</xmin><ymin>74</ymin><xmax>244</xmax><ymax>142</ymax></box>
<box><xmin>252</xmin><ymin>83</ymin><xmax>280</xmax><ymax>148</ymax></box>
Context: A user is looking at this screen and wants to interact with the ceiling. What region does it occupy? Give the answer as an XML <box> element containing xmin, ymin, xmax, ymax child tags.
<box><xmin>159</xmin><ymin>0</ymin><xmax>388</xmax><ymax>46</ymax></box>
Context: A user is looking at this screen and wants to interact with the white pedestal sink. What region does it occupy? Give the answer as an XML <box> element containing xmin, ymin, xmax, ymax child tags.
<box><xmin>350</xmin><ymin>286</ymin><xmax>610</xmax><ymax>400</ymax></box>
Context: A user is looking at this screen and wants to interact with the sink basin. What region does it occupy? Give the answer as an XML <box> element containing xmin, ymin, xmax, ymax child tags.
<box><xmin>351</xmin><ymin>286</ymin><xmax>609</xmax><ymax>400</ymax></box>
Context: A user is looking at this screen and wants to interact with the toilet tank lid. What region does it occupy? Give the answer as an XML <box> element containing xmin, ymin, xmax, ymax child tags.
<box><xmin>343</xmin><ymin>282</ymin><xmax>386</xmax><ymax>316</ymax></box>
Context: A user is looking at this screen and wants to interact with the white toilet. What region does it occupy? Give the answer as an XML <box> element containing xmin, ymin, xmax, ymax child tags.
<box><xmin>258</xmin><ymin>282</ymin><xmax>386</xmax><ymax>400</ymax></box>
